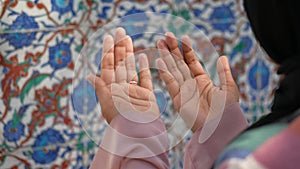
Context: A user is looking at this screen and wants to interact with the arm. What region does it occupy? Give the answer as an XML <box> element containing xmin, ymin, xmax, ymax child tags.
<box><xmin>90</xmin><ymin>115</ymin><xmax>169</xmax><ymax>169</ymax></box>
<box><xmin>88</xmin><ymin>28</ymin><xmax>170</xmax><ymax>169</ymax></box>
<box><xmin>217</xmin><ymin>116</ymin><xmax>300</xmax><ymax>169</ymax></box>
<box><xmin>155</xmin><ymin>33</ymin><xmax>248</xmax><ymax>168</ymax></box>
<box><xmin>184</xmin><ymin>103</ymin><xmax>248</xmax><ymax>169</ymax></box>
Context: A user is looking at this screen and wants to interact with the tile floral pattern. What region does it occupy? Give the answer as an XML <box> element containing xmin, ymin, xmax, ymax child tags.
<box><xmin>0</xmin><ymin>0</ymin><xmax>278</xmax><ymax>168</ymax></box>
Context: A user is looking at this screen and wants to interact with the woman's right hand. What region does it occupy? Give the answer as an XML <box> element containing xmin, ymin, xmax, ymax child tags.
<box><xmin>87</xmin><ymin>28</ymin><xmax>159</xmax><ymax>124</ymax></box>
<box><xmin>156</xmin><ymin>33</ymin><xmax>240</xmax><ymax>133</ymax></box>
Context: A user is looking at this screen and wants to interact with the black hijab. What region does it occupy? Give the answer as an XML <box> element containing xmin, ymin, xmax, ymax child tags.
<box><xmin>244</xmin><ymin>0</ymin><xmax>300</xmax><ymax>127</ymax></box>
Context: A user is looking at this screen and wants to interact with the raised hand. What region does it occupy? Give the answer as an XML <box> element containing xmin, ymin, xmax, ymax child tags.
<box><xmin>87</xmin><ymin>28</ymin><xmax>159</xmax><ymax>124</ymax></box>
<box><xmin>156</xmin><ymin>32</ymin><xmax>239</xmax><ymax>133</ymax></box>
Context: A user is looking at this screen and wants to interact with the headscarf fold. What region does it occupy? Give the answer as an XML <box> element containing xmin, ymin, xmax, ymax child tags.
<box><xmin>244</xmin><ymin>0</ymin><xmax>300</xmax><ymax>126</ymax></box>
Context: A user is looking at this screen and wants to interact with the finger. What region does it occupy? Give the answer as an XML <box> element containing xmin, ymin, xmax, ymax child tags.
<box><xmin>101</xmin><ymin>35</ymin><xmax>115</xmax><ymax>85</ymax></box>
<box><xmin>156</xmin><ymin>58</ymin><xmax>180</xmax><ymax>99</ymax></box>
<box><xmin>217</xmin><ymin>56</ymin><xmax>235</xmax><ymax>89</ymax></box>
<box><xmin>86</xmin><ymin>74</ymin><xmax>106</xmax><ymax>90</ymax></box>
<box><xmin>124</xmin><ymin>36</ymin><xmax>138</xmax><ymax>82</ymax></box>
<box><xmin>157</xmin><ymin>40</ymin><xmax>184</xmax><ymax>85</ymax></box>
<box><xmin>114</xmin><ymin>28</ymin><xmax>127</xmax><ymax>83</ymax></box>
<box><xmin>114</xmin><ymin>28</ymin><xmax>127</xmax><ymax>64</ymax></box>
<box><xmin>165</xmin><ymin>32</ymin><xmax>192</xmax><ymax>80</ymax></box>
<box><xmin>115</xmin><ymin>47</ymin><xmax>127</xmax><ymax>83</ymax></box>
<box><xmin>139</xmin><ymin>53</ymin><xmax>153</xmax><ymax>91</ymax></box>
<box><xmin>182</xmin><ymin>35</ymin><xmax>206</xmax><ymax>77</ymax></box>
<box><xmin>165</xmin><ymin>32</ymin><xmax>183</xmax><ymax>60</ymax></box>
<box><xmin>175</xmin><ymin>56</ymin><xmax>192</xmax><ymax>81</ymax></box>
<box><xmin>86</xmin><ymin>74</ymin><xmax>117</xmax><ymax>123</ymax></box>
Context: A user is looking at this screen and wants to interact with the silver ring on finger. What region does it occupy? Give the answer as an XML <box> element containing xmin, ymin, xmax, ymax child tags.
<box><xmin>129</xmin><ymin>80</ymin><xmax>138</xmax><ymax>85</ymax></box>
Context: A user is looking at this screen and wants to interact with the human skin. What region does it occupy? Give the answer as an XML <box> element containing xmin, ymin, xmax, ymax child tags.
<box><xmin>156</xmin><ymin>32</ymin><xmax>240</xmax><ymax>132</ymax></box>
<box><xmin>87</xmin><ymin>28</ymin><xmax>159</xmax><ymax>124</ymax></box>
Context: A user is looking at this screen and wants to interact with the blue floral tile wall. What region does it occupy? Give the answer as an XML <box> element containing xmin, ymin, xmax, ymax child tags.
<box><xmin>0</xmin><ymin>0</ymin><xmax>278</xmax><ymax>168</ymax></box>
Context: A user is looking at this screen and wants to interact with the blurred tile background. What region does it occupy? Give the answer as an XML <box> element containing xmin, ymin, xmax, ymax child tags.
<box><xmin>0</xmin><ymin>0</ymin><xmax>278</xmax><ymax>168</ymax></box>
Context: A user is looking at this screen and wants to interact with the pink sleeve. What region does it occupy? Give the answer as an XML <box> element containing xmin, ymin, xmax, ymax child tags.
<box><xmin>89</xmin><ymin>114</ymin><xmax>170</xmax><ymax>169</ymax></box>
<box><xmin>184</xmin><ymin>102</ymin><xmax>249</xmax><ymax>169</ymax></box>
<box><xmin>218</xmin><ymin>117</ymin><xmax>300</xmax><ymax>169</ymax></box>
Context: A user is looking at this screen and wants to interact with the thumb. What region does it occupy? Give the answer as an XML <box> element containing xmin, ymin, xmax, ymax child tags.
<box><xmin>217</xmin><ymin>56</ymin><xmax>235</xmax><ymax>90</ymax></box>
<box><xmin>87</xmin><ymin>74</ymin><xmax>117</xmax><ymax>123</ymax></box>
<box><xmin>86</xmin><ymin>74</ymin><xmax>108</xmax><ymax>98</ymax></box>
<box><xmin>87</xmin><ymin>74</ymin><xmax>106</xmax><ymax>87</ymax></box>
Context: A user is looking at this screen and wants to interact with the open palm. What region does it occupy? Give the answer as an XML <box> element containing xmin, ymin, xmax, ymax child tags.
<box><xmin>156</xmin><ymin>32</ymin><xmax>239</xmax><ymax>132</ymax></box>
<box><xmin>87</xmin><ymin>28</ymin><xmax>159</xmax><ymax>124</ymax></box>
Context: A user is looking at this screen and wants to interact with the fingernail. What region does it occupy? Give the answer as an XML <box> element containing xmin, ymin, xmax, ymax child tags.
<box><xmin>139</xmin><ymin>53</ymin><xmax>148</xmax><ymax>69</ymax></box>
<box><xmin>115</xmin><ymin>28</ymin><xmax>126</xmax><ymax>43</ymax></box>
<box><xmin>125</xmin><ymin>35</ymin><xmax>132</xmax><ymax>41</ymax></box>
<box><xmin>182</xmin><ymin>35</ymin><xmax>192</xmax><ymax>47</ymax></box>
<box><xmin>220</xmin><ymin>56</ymin><xmax>229</xmax><ymax>68</ymax></box>
<box><xmin>157</xmin><ymin>40</ymin><xmax>167</xmax><ymax>50</ymax></box>
<box><xmin>156</xmin><ymin>58</ymin><xmax>167</xmax><ymax>71</ymax></box>
<box><xmin>165</xmin><ymin>32</ymin><xmax>175</xmax><ymax>37</ymax></box>
<box><xmin>104</xmin><ymin>35</ymin><xmax>113</xmax><ymax>41</ymax></box>
<box><xmin>116</xmin><ymin>27</ymin><xmax>126</xmax><ymax>34</ymax></box>
<box><xmin>86</xmin><ymin>74</ymin><xmax>94</xmax><ymax>84</ymax></box>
